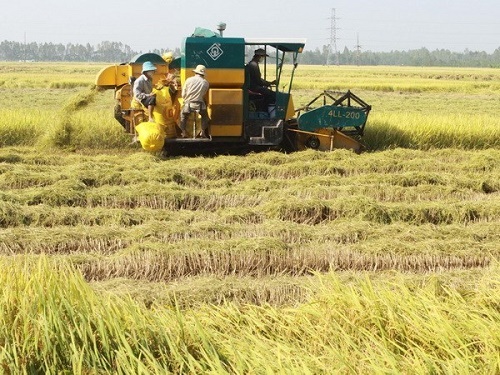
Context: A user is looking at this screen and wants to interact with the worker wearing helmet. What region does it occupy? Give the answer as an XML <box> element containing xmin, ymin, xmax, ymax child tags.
<box><xmin>245</xmin><ymin>48</ymin><xmax>276</xmax><ymax>108</ymax></box>
<box><xmin>179</xmin><ymin>65</ymin><xmax>210</xmax><ymax>138</ymax></box>
<box><xmin>133</xmin><ymin>61</ymin><xmax>157</xmax><ymax>122</ymax></box>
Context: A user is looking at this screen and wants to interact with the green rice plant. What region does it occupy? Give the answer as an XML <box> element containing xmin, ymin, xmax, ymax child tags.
<box><xmin>54</xmin><ymin>110</ymin><xmax>129</xmax><ymax>149</ymax></box>
<box><xmin>1</xmin><ymin>63</ymin><xmax>500</xmax><ymax>151</ymax></box>
<box><xmin>1</xmin><ymin>257</ymin><xmax>498</xmax><ymax>374</ymax></box>
<box><xmin>1</xmin><ymin>62</ymin><xmax>500</xmax><ymax>374</ymax></box>
<box><xmin>48</xmin><ymin>80</ymin><xmax>94</xmax><ymax>89</ymax></box>
<box><xmin>187</xmin><ymin>266</ymin><xmax>500</xmax><ymax>374</ymax></box>
<box><xmin>293</xmin><ymin>65</ymin><xmax>500</xmax><ymax>95</ymax></box>
<box><xmin>0</xmin><ymin>62</ymin><xmax>106</xmax><ymax>89</ymax></box>
<box><xmin>33</xmin><ymin>86</ymin><xmax>129</xmax><ymax>149</ymax></box>
<box><xmin>0</xmin><ymin>109</ymin><xmax>49</xmax><ymax>147</ymax></box>
<box><xmin>0</xmin><ymin>257</ymin><xmax>192</xmax><ymax>373</ymax></box>
<box><xmin>365</xmin><ymin>112</ymin><xmax>500</xmax><ymax>150</ymax></box>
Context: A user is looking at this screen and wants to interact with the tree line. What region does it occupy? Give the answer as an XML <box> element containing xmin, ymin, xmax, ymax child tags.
<box><xmin>0</xmin><ymin>40</ymin><xmax>176</xmax><ymax>63</ymax></box>
<box><xmin>303</xmin><ymin>46</ymin><xmax>500</xmax><ymax>68</ymax></box>
<box><xmin>1</xmin><ymin>40</ymin><xmax>499</xmax><ymax>67</ymax></box>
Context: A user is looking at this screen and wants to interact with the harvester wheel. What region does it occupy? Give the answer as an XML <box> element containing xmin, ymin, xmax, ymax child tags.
<box><xmin>306</xmin><ymin>136</ymin><xmax>320</xmax><ymax>149</ymax></box>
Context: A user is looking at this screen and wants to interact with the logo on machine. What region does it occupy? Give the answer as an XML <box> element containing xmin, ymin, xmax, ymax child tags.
<box><xmin>207</xmin><ymin>43</ymin><xmax>224</xmax><ymax>61</ymax></box>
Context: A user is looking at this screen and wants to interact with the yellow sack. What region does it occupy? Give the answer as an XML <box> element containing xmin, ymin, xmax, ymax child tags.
<box><xmin>135</xmin><ymin>122</ymin><xmax>166</xmax><ymax>152</ymax></box>
<box><xmin>152</xmin><ymin>86</ymin><xmax>178</xmax><ymax>139</ymax></box>
<box><xmin>152</xmin><ymin>87</ymin><xmax>175</xmax><ymax>123</ymax></box>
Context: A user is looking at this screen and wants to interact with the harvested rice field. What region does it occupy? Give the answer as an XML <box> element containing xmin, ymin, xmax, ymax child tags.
<box><xmin>0</xmin><ymin>62</ymin><xmax>499</xmax><ymax>373</ymax></box>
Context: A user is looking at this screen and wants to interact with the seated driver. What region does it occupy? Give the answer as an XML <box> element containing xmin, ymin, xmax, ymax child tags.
<box><xmin>245</xmin><ymin>48</ymin><xmax>276</xmax><ymax>108</ymax></box>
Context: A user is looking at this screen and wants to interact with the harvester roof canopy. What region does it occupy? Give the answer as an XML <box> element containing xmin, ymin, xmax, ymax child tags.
<box><xmin>129</xmin><ymin>53</ymin><xmax>166</xmax><ymax>64</ymax></box>
<box><xmin>244</xmin><ymin>38</ymin><xmax>306</xmax><ymax>53</ymax></box>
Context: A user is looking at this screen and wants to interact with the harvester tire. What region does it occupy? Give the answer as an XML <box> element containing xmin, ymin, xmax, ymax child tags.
<box><xmin>306</xmin><ymin>136</ymin><xmax>320</xmax><ymax>149</ymax></box>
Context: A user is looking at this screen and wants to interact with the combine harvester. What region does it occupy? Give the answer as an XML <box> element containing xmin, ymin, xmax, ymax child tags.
<box><xmin>95</xmin><ymin>24</ymin><xmax>371</xmax><ymax>153</ymax></box>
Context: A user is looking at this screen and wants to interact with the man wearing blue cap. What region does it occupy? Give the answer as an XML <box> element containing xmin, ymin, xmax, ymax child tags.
<box><xmin>133</xmin><ymin>61</ymin><xmax>157</xmax><ymax>122</ymax></box>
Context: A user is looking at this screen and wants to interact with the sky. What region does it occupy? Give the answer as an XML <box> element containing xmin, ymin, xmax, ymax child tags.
<box><xmin>2</xmin><ymin>0</ymin><xmax>499</xmax><ymax>54</ymax></box>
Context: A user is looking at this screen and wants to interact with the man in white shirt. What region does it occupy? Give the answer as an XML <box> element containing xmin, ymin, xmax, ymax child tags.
<box><xmin>179</xmin><ymin>65</ymin><xmax>210</xmax><ymax>138</ymax></box>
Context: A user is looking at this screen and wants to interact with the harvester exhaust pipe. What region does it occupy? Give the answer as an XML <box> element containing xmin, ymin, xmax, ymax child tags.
<box><xmin>217</xmin><ymin>22</ymin><xmax>227</xmax><ymax>37</ymax></box>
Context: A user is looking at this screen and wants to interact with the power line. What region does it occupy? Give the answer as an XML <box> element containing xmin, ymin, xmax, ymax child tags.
<box><xmin>327</xmin><ymin>8</ymin><xmax>340</xmax><ymax>66</ymax></box>
<box><xmin>355</xmin><ymin>33</ymin><xmax>361</xmax><ymax>66</ymax></box>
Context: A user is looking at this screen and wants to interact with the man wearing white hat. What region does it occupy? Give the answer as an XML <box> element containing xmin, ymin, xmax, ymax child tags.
<box><xmin>179</xmin><ymin>65</ymin><xmax>210</xmax><ymax>138</ymax></box>
<box><xmin>133</xmin><ymin>61</ymin><xmax>157</xmax><ymax>122</ymax></box>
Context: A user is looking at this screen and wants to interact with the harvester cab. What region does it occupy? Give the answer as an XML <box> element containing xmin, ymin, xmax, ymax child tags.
<box><xmin>95</xmin><ymin>25</ymin><xmax>370</xmax><ymax>153</ymax></box>
<box><xmin>175</xmin><ymin>29</ymin><xmax>306</xmax><ymax>148</ymax></box>
<box><xmin>242</xmin><ymin>39</ymin><xmax>305</xmax><ymax>145</ymax></box>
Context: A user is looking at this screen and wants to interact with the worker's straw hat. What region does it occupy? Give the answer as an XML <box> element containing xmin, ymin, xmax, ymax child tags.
<box><xmin>193</xmin><ymin>65</ymin><xmax>206</xmax><ymax>76</ymax></box>
<box><xmin>142</xmin><ymin>61</ymin><xmax>157</xmax><ymax>73</ymax></box>
<box><xmin>254</xmin><ymin>48</ymin><xmax>269</xmax><ymax>57</ymax></box>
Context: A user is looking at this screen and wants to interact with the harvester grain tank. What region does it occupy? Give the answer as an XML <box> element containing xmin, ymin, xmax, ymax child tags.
<box><xmin>95</xmin><ymin>25</ymin><xmax>371</xmax><ymax>153</ymax></box>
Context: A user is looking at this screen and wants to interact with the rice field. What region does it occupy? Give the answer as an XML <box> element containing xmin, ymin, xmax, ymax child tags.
<box><xmin>0</xmin><ymin>62</ymin><xmax>499</xmax><ymax>374</ymax></box>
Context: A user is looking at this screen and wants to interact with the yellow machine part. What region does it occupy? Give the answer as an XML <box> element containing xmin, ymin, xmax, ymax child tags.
<box><xmin>208</xmin><ymin>88</ymin><xmax>243</xmax><ymax>137</ymax></box>
<box><xmin>181</xmin><ymin>68</ymin><xmax>244</xmax><ymax>88</ymax></box>
<box><xmin>96</xmin><ymin>65</ymin><xmax>130</xmax><ymax>88</ymax></box>
<box><xmin>175</xmin><ymin>96</ymin><xmax>200</xmax><ymax>138</ymax></box>
<box><xmin>285</xmin><ymin>95</ymin><xmax>295</xmax><ymax>120</ymax></box>
<box><xmin>96</xmin><ymin>63</ymin><xmax>170</xmax><ymax>89</ymax></box>
<box><xmin>182</xmin><ymin>113</ymin><xmax>203</xmax><ymax>139</ymax></box>
<box><xmin>116</xmin><ymin>84</ymin><xmax>132</xmax><ymax>109</ymax></box>
<box><xmin>296</xmin><ymin>128</ymin><xmax>364</xmax><ymax>153</ymax></box>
